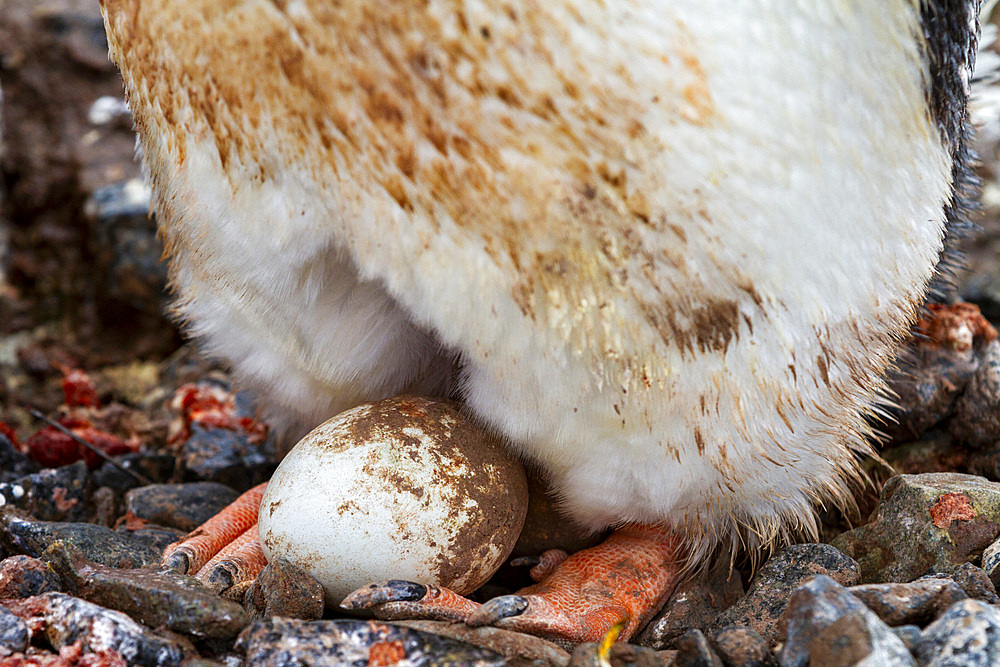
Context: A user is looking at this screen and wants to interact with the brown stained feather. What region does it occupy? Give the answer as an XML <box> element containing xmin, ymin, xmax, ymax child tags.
<box><xmin>101</xmin><ymin>0</ymin><xmax>741</xmax><ymax>371</ymax></box>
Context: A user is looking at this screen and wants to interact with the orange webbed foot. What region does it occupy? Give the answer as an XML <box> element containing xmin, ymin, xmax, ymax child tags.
<box><xmin>343</xmin><ymin>524</ymin><xmax>683</xmax><ymax>648</ymax></box>
<box><xmin>161</xmin><ymin>482</ymin><xmax>269</xmax><ymax>594</ymax></box>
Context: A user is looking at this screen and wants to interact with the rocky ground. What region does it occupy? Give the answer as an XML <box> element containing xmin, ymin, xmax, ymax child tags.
<box><xmin>5</xmin><ymin>1</ymin><xmax>1000</xmax><ymax>665</ymax></box>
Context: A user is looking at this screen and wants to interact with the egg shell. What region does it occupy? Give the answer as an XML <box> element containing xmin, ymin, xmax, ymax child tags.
<box><xmin>257</xmin><ymin>395</ymin><xmax>528</xmax><ymax>605</ymax></box>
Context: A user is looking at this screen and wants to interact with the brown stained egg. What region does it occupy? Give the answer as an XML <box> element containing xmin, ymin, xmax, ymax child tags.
<box><xmin>257</xmin><ymin>395</ymin><xmax>529</xmax><ymax>605</ymax></box>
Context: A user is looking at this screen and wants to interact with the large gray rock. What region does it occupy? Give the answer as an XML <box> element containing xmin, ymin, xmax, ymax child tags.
<box><xmin>778</xmin><ymin>575</ymin><xmax>913</xmax><ymax>667</ymax></box>
<box><xmin>915</xmin><ymin>599</ymin><xmax>1000</xmax><ymax>666</ymax></box>
<box><xmin>847</xmin><ymin>578</ymin><xmax>966</xmax><ymax>626</ymax></box>
<box><xmin>833</xmin><ymin>473</ymin><xmax>1000</xmax><ymax>583</ymax></box>
<box><xmin>711</xmin><ymin>543</ymin><xmax>859</xmax><ymax>644</ymax></box>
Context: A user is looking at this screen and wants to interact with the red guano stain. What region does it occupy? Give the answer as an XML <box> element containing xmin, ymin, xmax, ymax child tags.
<box><xmin>914</xmin><ymin>303</ymin><xmax>998</xmax><ymax>352</ymax></box>
<box><xmin>367</xmin><ymin>640</ymin><xmax>406</xmax><ymax>666</ymax></box>
<box><xmin>929</xmin><ymin>493</ymin><xmax>977</xmax><ymax>528</ymax></box>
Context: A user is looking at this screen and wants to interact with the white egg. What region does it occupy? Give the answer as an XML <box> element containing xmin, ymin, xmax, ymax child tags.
<box><xmin>257</xmin><ymin>395</ymin><xmax>529</xmax><ymax>605</ymax></box>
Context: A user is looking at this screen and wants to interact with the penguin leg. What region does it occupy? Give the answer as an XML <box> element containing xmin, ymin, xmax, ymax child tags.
<box><xmin>160</xmin><ymin>483</ymin><xmax>269</xmax><ymax>594</ymax></box>
<box><xmin>342</xmin><ymin>524</ymin><xmax>683</xmax><ymax>647</ymax></box>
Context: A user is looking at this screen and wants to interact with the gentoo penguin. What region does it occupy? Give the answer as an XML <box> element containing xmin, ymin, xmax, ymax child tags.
<box><xmin>100</xmin><ymin>0</ymin><xmax>982</xmax><ymax>645</ymax></box>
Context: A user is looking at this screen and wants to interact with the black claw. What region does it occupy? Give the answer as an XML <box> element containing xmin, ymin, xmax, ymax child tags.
<box><xmin>509</xmin><ymin>556</ymin><xmax>540</xmax><ymax>568</ymax></box>
<box><xmin>205</xmin><ymin>562</ymin><xmax>237</xmax><ymax>594</ymax></box>
<box><xmin>383</xmin><ymin>580</ymin><xmax>428</xmax><ymax>601</ymax></box>
<box><xmin>466</xmin><ymin>595</ymin><xmax>529</xmax><ymax>626</ymax></box>
<box><xmin>162</xmin><ymin>551</ymin><xmax>190</xmax><ymax>574</ymax></box>
<box><xmin>340</xmin><ymin>580</ymin><xmax>428</xmax><ymax>609</ymax></box>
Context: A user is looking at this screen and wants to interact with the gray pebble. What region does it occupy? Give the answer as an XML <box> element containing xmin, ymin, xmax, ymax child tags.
<box><xmin>915</xmin><ymin>599</ymin><xmax>1000</xmax><ymax>666</ymax></box>
<box><xmin>712</xmin><ymin>543</ymin><xmax>859</xmax><ymax>644</ymax></box>
<box><xmin>778</xmin><ymin>575</ymin><xmax>913</xmax><ymax>667</ymax></box>
<box><xmin>0</xmin><ymin>554</ymin><xmax>61</xmax><ymax>599</ymax></box>
<box><xmin>710</xmin><ymin>626</ymin><xmax>776</xmax><ymax>667</ymax></box>
<box><xmin>244</xmin><ymin>557</ymin><xmax>324</xmax><ymax>622</ymax></box>
<box><xmin>637</xmin><ymin>563</ymin><xmax>743</xmax><ymax>650</ymax></box>
<box><xmin>847</xmin><ymin>578</ymin><xmax>966</xmax><ymax>626</ymax></box>
<box><xmin>892</xmin><ymin>625</ymin><xmax>923</xmax><ymax>653</ymax></box>
<box><xmin>805</xmin><ymin>611</ymin><xmax>915</xmax><ymax>667</ymax></box>
<box><xmin>92</xmin><ymin>453</ymin><xmax>177</xmax><ymax>492</ymax></box>
<box><xmin>125</xmin><ymin>481</ymin><xmax>238</xmax><ymax>532</ymax></box>
<box><xmin>182</xmin><ymin>426</ymin><xmax>276</xmax><ymax>489</ymax></box>
<box><xmin>0</xmin><ymin>462</ymin><xmax>89</xmax><ymax>523</ymax></box>
<box><xmin>397</xmin><ymin>620</ymin><xmax>571</xmax><ymax>667</ymax></box>
<box><xmin>885</xmin><ymin>343</ymin><xmax>978</xmax><ymax>443</ymax></box>
<box><xmin>949</xmin><ymin>562</ymin><xmax>999</xmax><ymax>603</ymax></box>
<box><xmin>948</xmin><ymin>340</ymin><xmax>1000</xmax><ymax>448</ymax></box>
<box><xmin>981</xmin><ymin>536</ymin><xmax>1000</xmax><ymax>588</ymax></box>
<box><xmin>673</xmin><ymin>629</ymin><xmax>723</xmax><ymax>667</ymax></box>
<box><xmin>0</xmin><ymin>604</ymin><xmax>28</xmax><ymax>656</ymax></box>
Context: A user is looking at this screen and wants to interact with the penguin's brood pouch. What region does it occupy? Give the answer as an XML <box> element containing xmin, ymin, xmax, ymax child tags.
<box><xmin>102</xmin><ymin>0</ymin><xmax>987</xmax><ymax>570</ymax></box>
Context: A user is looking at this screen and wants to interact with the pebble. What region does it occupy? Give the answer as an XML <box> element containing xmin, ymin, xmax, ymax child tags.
<box><xmin>396</xmin><ymin>621</ymin><xmax>570</xmax><ymax>666</ymax></box>
<box><xmin>181</xmin><ymin>426</ymin><xmax>276</xmax><ymax>490</ymax></box>
<box><xmin>950</xmin><ymin>562</ymin><xmax>1000</xmax><ymax>603</ymax></box>
<box><xmin>778</xmin><ymin>575</ymin><xmax>914</xmax><ymax>667</ymax></box>
<box><xmin>806</xmin><ymin>611</ymin><xmax>915</xmax><ymax>666</ymax></box>
<box><xmin>914</xmin><ymin>599</ymin><xmax>1000</xmax><ymax>666</ymax></box>
<box><xmin>982</xmin><ymin>536</ymin><xmax>1000</xmax><ymax>588</ymax></box>
<box><xmin>0</xmin><ymin>431</ymin><xmax>38</xmax><ymax>484</ymax></box>
<box><xmin>92</xmin><ymin>485</ymin><xmax>119</xmax><ymax>527</ymax></box>
<box><xmin>636</xmin><ymin>564</ymin><xmax>743</xmax><ymax>650</ymax></box>
<box><xmin>88</xmin><ymin>179</ymin><xmax>166</xmax><ymax>313</ymax></box>
<box><xmin>92</xmin><ymin>452</ymin><xmax>177</xmax><ymax>492</ymax></box>
<box><xmin>0</xmin><ymin>555</ymin><xmax>61</xmax><ymax>598</ymax></box>
<box><xmin>967</xmin><ymin>447</ymin><xmax>1000</xmax><ymax>482</ymax></box>
<box><xmin>2</xmin><ymin>592</ymin><xmax>187</xmax><ymax>666</ymax></box>
<box><xmin>846</xmin><ymin>578</ymin><xmax>966</xmax><ymax>626</ymax></box>
<box><xmin>0</xmin><ymin>461</ymin><xmax>90</xmax><ymax>523</ymax></box>
<box><xmin>672</xmin><ymin>629</ymin><xmax>723</xmax><ymax>666</ymax></box>
<box><xmin>709</xmin><ymin>626</ymin><xmax>776</xmax><ymax>667</ymax></box>
<box><xmin>243</xmin><ymin>557</ymin><xmax>324</xmax><ymax>622</ymax></box>
<box><xmin>832</xmin><ymin>473</ymin><xmax>1000</xmax><ymax>583</ymax></box>
<box><xmin>236</xmin><ymin>617</ymin><xmax>505</xmax><ymax>666</ymax></box>
<box><xmin>0</xmin><ymin>604</ymin><xmax>29</xmax><ymax>656</ymax></box>
<box><xmin>124</xmin><ymin>482</ymin><xmax>239</xmax><ymax>532</ymax></box>
<box><xmin>119</xmin><ymin>525</ymin><xmax>185</xmax><ymax>554</ymax></box>
<box><xmin>710</xmin><ymin>543</ymin><xmax>860</xmax><ymax>644</ymax></box>
<box><xmin>513</xmin><ymin>471</ymin><xmax>605</xmax><ymax>558</ymax></box>
<box><xmin>948</xmin><ymin>340</ymin><xmax>1000</xmax><ymax>448</ymax></box>
<box><xmin>44</xmin><ymin>541</ymin><xmax>248</xmax><ymax>640</ymax></box>
<box><xmin>0</xmin><ymin>507</ymin><xmax>161</xmax><ymax>568</ymax></box>
<box><xmin>885</xmin><ymin>343</ymin><xmax>978</xmax><ymax>443</ymax></box>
